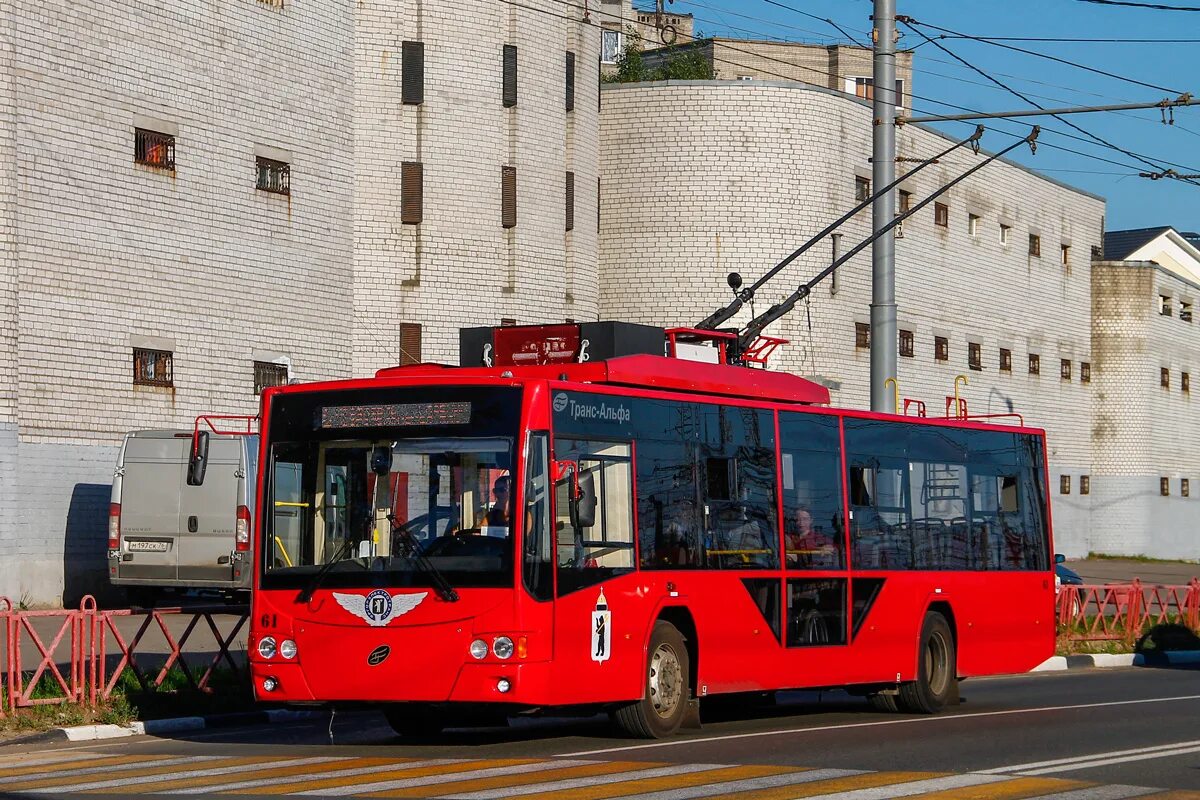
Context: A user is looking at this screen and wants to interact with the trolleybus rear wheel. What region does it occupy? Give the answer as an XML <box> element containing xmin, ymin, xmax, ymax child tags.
<box><xmin>898</xmin><ymin>611</ymin><xmax>956</xmax><ymax>714</ymax></box>
<box><xmin>614</xmin><ymin>621</ymin><xmax>690</xmax><ymax>738</ymax></box>
<box><xmin>867</xmin><ymin>691</ymin><xmax>900</xmax><ymax>712</ymax></box>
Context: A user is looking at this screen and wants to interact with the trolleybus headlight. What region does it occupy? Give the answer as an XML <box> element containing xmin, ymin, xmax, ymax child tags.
<box><xmin>497</xmin><ymin>678</ymin><xmax>512</xmax><ymax>693</ymax></box>
<box><xmin>469</xmin><ymin>639</ymin><xmax>489</xmax><ymax>660</ymax></box>
<box><xmin>492</xmin><ymin>636</ymin><xmax>515</xmax><ymax>660</ymax></box>
<box><xmin>279</xmin><ymin>639</ymin><xmax>298</xmax><ymax>660</ymax></box>
<box><xmin>257</xmin><ymin>636</ymin><xmax>278</xmax><ymax>660</ymax></box>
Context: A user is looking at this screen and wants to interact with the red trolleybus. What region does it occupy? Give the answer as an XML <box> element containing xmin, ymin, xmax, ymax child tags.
<box><xmin>249</xmin><ymin>323</ymin><xmax>1055</xmax><ymax>738</ymax></box>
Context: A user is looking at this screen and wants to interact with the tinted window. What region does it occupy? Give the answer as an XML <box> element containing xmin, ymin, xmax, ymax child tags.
<box><xmin>787</xmin><ymin>579</ymin><xmax>847</xmax><ymax>646</ymax></box>
<box><xmin>844</xmin><ymin>419</ymin><xmax>1049</xmax><ymax>571</ymax></box>
<box><xmin>780</xmin><ymin>413</ymin><xmax>844</xmax><ymax>570</ymax></box>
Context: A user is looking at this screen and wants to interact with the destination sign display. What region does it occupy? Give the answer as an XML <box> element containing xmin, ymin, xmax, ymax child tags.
<box><xmin>319</xmin><ymin>402</ymin><xmax>472</xmax><ymax>429</ymax></box>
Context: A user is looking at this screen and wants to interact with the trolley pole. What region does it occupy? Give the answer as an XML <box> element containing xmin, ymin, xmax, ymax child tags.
<box><xmin>870</xmin><ymin>0</ymin><xmax>898</xmax><ymax>413</ymax></box>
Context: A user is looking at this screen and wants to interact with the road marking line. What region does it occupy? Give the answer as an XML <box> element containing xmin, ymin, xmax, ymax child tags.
<box><xmin>1020</xmin><ymin>785</ymin><xmax>1158</xmax><ymax>799</ymax></box>
<box><xmin>462</xmin><ymin>764</ymin><xmax>795</xmax><ymax>800</ymax></box>
<box><xmin>1016</xmin><ymin>745</ymin><xmax>1200</xmax><ymax>776</ymax></box>
<box><xmin>1134</xmin><ymin>792</ymin><xmax>1200</xmax><ymax>799</ymax></box>
<box><xmin>291</xmin><ymin>759</ymin><xmax>603</xmax><ymax>797</ymax></box>
<box><xmin>363</xmin><ymin>760</ymin><xmax>663</xmax><ymax>798</ymax></box>
<box><xmin>557</xmin><ymin>695</ymin><xmax>1200</xmax><ymax>758</ymax></box>
<box><xmin>168</xmin><ymin>759</ymin><xmax>460</xmax><ymax>795</ymax></box>
<box><xmin>0</xmin><ymin>753</ymin><xmax>178</xmax><ymax>781</ymax></box>
<box><xmin>789</xmin><ymin>773</ymin><xmax>1014</xmax><ymax>799</ymax></box>
<box><xmin>901</xmin><ymin>776</ymin><xmax>1091</xmax><ymax>799</ymax></box>
<box><xmin>579</xmin><ymin>768</ymin><xmax>865</xmax><ymax>800</ymax></box>
<box><xmin>703</xmin><ymin>771</ymin><xmax>946</xmax><ymax>800</ymax></box>
<box><xmin>93</xmin><ymin>756</ymin><xmax>401</xmax><ymax>794</ymax></box>
<box><xmin>980</xmin><ymin>740</ymin><xmax>1200</xmax><ymax>774</ymax></box>
<box><xmin>21</xmin><ymin>756</ymin><xmax>337</xmax><ymax>794</ymax></box>
<box><xmin>245</xmin><ymin>759</ymin><xmax>548</xmax><ymax>797</ymax></box>
<box><xmin>0</xmin><ymin>755</ymin><xmax>223</xmax><ymax>791</ymax></box>
<box><xmin>416</xmin><ymin>764</ymin><xmax>724</xmax><ymax>800</ymax></box>
<box><xmin>0</xmin><ymin>750</ymin><xmax>116</xmax><ymax>771</ymax></box>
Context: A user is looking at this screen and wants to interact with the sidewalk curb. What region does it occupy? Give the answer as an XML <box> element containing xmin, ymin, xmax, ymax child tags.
<box><xmin>28</xmin><ymin>709</ymin><xmax>323</xmax><ymax>744</ymax></box>
<box><xmin>1033</xmin><ymin>650</ymin><xmax>1200</xmax><ymax>671</ymax></box>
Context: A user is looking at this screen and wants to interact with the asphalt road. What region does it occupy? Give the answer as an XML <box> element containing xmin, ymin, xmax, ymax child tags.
<box><xmin>2</xmin><ymin>666</ymin><xmax>1199</xmax><ymax>799</ymax></box>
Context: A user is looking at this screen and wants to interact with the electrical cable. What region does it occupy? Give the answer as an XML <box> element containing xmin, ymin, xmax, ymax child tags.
<box><xmin>900</xmin><ymin>18</ymin><xmax>1200</xmax><ymax>185</ymax></box>
<box><xmin>1076</xmin><ymin>0</ymin><xmax>1200</xmax><ymax>9</ymax></box>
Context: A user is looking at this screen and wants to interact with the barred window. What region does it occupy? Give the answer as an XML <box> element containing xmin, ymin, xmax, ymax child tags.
<box><xmin>254</xmin><ymin>361</ymin><xmax>289</xmax><ymax>394</ymax></box>
<box><xmin>1081</xmin><ymin>361</ymin><xmax>1091</xmax><ymax>383</ymax></box>
<box><xmin>133</xmin><ymin>348</ymin><xmax>173</xmax><ymax>387</ymax></box>
<box><xmin>1061</xmin><ymin>359</ymin><xmax>1072</xmax><ymax>380</ymax></box>
<box><xmin>855</xmin><ymin>322</ymin><xmax>870</xmax><ymax>349</ymax></box>
<box><xmin>1161</xmin><ymin>477</ymin><xmax>1170</xmax><ymax>496</ymax></box>
<box><xmin>1029</xmin><ymin>353</ymin><xmax>1040</xmax><ymax>375</ymax></box>
<box><xmin>1060</xmin><ymin>475</ymin><xmax>1071</xmax><ymax>495</ymax></box>
<box><xmin>1080</xmin><ymin>475</ymin><xmax>1090</xmax><ymax>495</ymax></box>
<box><xmin>899</xmin><ymin>329</ymin><xmax>913</xmax><ymax>357</ymax></box>
<box><xmin>1184</xmin><ymin>478</ymin><xmax>1191</xmax><ymax>498</ymax></box>
<box><xmin>256</xmin><ymin>157</ymin><xmax>290</xmax><ymax>195</ymax></box>
<box><xmin>134</xmin><ymin>129</ymin><xmax>175</xmax><ymax>170</ymax></box>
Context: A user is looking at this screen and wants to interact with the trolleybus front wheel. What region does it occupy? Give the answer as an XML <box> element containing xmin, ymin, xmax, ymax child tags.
<box><xmin>897</xmin><ymin>611</ymin><xmax>957</xmax><ymax>714</ymax></box>
<box><xmin>613</xmin><ymin>621</ymin><xmax>690</xmax><ymax>738</ymax></box>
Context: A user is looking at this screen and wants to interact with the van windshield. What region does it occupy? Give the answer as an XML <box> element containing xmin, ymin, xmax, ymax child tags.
<box><xmin>260</xmin><ymin>386</ymin><xmax>521</xmax><ymax>591</ymax></box>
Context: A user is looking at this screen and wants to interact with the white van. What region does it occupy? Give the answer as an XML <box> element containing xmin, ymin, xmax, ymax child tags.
<box><xmin>108</xmin><ymin>430</ymin><xmax>259</xmax><ymax>601</ymax></box>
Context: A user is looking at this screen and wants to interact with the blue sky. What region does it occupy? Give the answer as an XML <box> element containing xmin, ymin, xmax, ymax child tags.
<box><xmin>661</xmin><ymin>0</ymin><xmax>1200</xmax><ymax>232</ymax></box>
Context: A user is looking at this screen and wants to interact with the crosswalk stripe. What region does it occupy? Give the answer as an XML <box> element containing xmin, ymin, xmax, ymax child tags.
<box><xmin>22</xmin><ymin>757</ymin><xmax>336</xmax><ymax>794</ymax></box>
<box><xmin>291</xmin><ymin>759</ymin><xmax>599</xmax><ymax>797</ymax></box>
<box><xmin>113</xmin><ymin>757</ymin><xmax>402</xmax><ymax>795</ymax></box>
<box><xmin>796</xmin><ymin>774</ymin><xmax>1029</xmax><ymax>800</ymax></box>
<box><xmin>362</xmin><ymin>760</ymin><xmax>662</xmax><ymax>799</ymax></box>
<box><xmin>0</xmin><ymin>754</ymin><xmax>179</xmax><ymax>782</ymax></box>
<box><xmin>231</xmin><ymin>759</ymin><xmax>540</xmax><ymax>797</ymax></box>
<box><xmin>594</xmin><ymin>768</ymin><xmax>866</xmax><ymax>800</ymax></box>
<box><xmin>696</xmin><ymin>771</ymin><xmax>943</xmax><ymax>800</ymax></box>
<box><xmin>170</xmin><ymin>759</ymin><xmax>459</xmax><ymax>795</ymax></box>
<box><xmin>452</xmin><ymin>764</ymin><xmax>785</xmax><ymax>800</ymax></box>
<box><xmin>900</xmin><ymin>776</ymin><xmax>1091</xmax><ymax>799</ymax></box>
<box><xmin>422</xmin><ymin>763</ymin><xmax>724</xmax><ymax>800</ymax></box>
<box><xmin>1134</xmin><ymin>792</ymin><xmax>1200</xmax><ymax>800</ymax></box>
<box><xmin>1026</xmin><ymin>786</ymin><xmax>1159</xmax><ymax>800</ymax></box>
<box><xmin>0</xmin><ymin>755</ymin><xmax>223</xmax><ymax>791</ymax></box>
<box><xmin>0</xmin><ymin>750</ymin><xmax>116</xmax><ymax>772</ymax></box>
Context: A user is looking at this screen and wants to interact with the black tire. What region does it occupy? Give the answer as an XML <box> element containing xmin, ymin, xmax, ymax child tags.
<box><xmin>867</xmin><ymin>692</ymin><xmax>900</xmax><ymax>712</ymax></box>
<box><xmin>897</xmin><ymin>611</ymin><xmax>956</xmax><ymax>714</ymax></box>
<box><xmin>383</xmin><ymin>704</ymin><xmax>445</xmax><ymax>739</ymax></box>
<box><xmin>613</xmin><ymin>621</ymin><xmax>690</xmax><ymax>738</ymax></box>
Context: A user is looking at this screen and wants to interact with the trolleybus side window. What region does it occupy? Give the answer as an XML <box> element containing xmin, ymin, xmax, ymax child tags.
<box><xmin>779</xmin><ymin>412</ymin><xmax>845</xmax><ymax>570</ymax></box>
<box><xmin>698</xmin><ymin>405</ymin><xmax>778</xmax><ymax>570</ymax></box>
<box><xmin>522</xmin><ymin>432</ymin><xmax>553</xmax><ymax>601</ymax></box>
<box><xmin>553</xmin><ymin>437</ymin><xmax>635</xmax><ymax>595</ymax></box>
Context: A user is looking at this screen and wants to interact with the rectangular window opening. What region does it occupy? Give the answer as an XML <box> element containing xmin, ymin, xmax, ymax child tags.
<box><xmin>1161</xmin><ymin>477</ymin><xmax>1171</xmax><ymax>497</ymax></box>
<box><xmin>133</xmin><ymin>348</ymin><xmax>174</xmax><ymax>387</ymax></box>
<box><xmin>899</xmin><ymin>329</ymin><xmax>913</xmax><ymax>358</ymax></box>
<box><xmin>1183</xmin><ymin>478</ymin><xmax>1191</xmax><ymax>498</ymax></box>
<box><xmin>255</xmin><ymin>157</ymin><xmax>290</xmax><ymax>195</ymax></box>
<box><xmin>502</xmin><ymin>44</ymin><xmax>518</xmax><ymax>107</ymax></box>
<box><xmin>1061</xmin><ymin>244</ymin><xmax>1071</xmax><ymax>266</ymax></box>
<box><xmin>1161</xmin><ymin>367</ymin><xmax>1171</xmax><ymax>389</ymax></box>
<box><xmin>934</xmin><ymin>202</ymin><xmax>949</xmax><ymax>228</ymax></box>
<box><xmin>401</xmin><ymin>41</ymin><xmax>425</xmax><ymax>105</ymax></box>
<box><xmin>1000</xmin><ymin>223</ymin><xmax>1011</xmax><ymax>245</ymax></box>
<box><xmin>855</xmin><ymin>322</ymin><xmax>870</xmax><ymax>349</ymax></box>
<box><xmin>253</xmin><ymin>361</ymin><xmax>289</xmax><ymax>394</ymax></box>
<box><xmin>898</xmin><ymin>189</ymin><xmax>913</xmax><ymax>213</ymax></box>
<box><xmin>1080</xmin><ymin>475</ymin><xmax>1090</xmax><ymax>495</ymax></box>
<box><xmin>1060</xmin><ymin>475</ymin><xmax>1071</xmax><ymax>495</ymax></box>
<box><xmin>855</xmin><ymin>176</ymin><xmax>871</xmax><ymax>202</ymax></box>
<box><xmin>1081</xmin><ymin>361</ymin><xmax>1091</xmax><ymax>383</ymax></box>
<box><xmin>968</xmin><ymin>342</ymin><xmax>981</xmax><ymax>371</ymax></box>
<box><xmin>401</xmin><ymin>161</ymin><xmax>423</xmax><ymax>225</ymax></box>
<box><xmin>1029</xmin><ymin>233</ymin><xmax>1041</xmax><ymax>257</ymax></box>
<box><xmin>1159</xmin><ymin>294</ymin><xmax>1172</xmax><ymax>316</ymax></box>
<box><xmin>934</xmin><ymin>336</ymin><xmax>948</xmax><ymax>362</ymax></box>
<box><xmin>1061</xmin><ymin>359</ymin><xmax>1072</xmax><ymax>381</ymax></box>
<box><xmin>565</xmin><ymin>50</ymin><xmax>576</xmax><ymax>112</ymax></box>
<box><xmin>565</xmin><ymin>171</ymin><xmax>575</xmax><ymax>232</ymax></box>
<box><xmin>1182</xmin><ymin>300</ymin><xmax>1193</xmax><ymax>322</ymax></box>
<box><xmin>968</xmin><ymin>213</ymin><xmax>981</xmax><ymax>237</ymax></box>
<box><xmin>501</xmin><ymin>165</ymin><xmax>517</xmax><ymax>228</ymax></box>
<box><xmin>1029</xmin><ymin>353</ymin><xmax>1041</xmax><ymax>375</ymax></box>
<box><xmin>134</xmin><ymin>128</ymin><xmax>175</xmax><ymax>170</ymax></box>
<box><xmin>399</xmin><ymin>323</ymin><xmax>422</xmax><ymax>366</ymax></box>
<box><xmin>1183</xmin><ymin>372</ymin><xmax>1191</xmax><ymax>393</ymax></box>
<box><xmin>1000</xmin><ymin>348</ymin><xmax>1012</xmax><ymax>373</ymax></box>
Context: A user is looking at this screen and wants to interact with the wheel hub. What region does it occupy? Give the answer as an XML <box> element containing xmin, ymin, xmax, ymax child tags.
<box><xmin>648</xmin><ymin>643</ymin><xmax>682</xmax><ymax>719</ymax></box>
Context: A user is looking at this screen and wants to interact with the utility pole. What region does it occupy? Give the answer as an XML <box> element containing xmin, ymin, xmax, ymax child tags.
<box><xmin>870</xmin><ymin>0</ymin><xmax>898</xmax><ymax>413</ymax></box>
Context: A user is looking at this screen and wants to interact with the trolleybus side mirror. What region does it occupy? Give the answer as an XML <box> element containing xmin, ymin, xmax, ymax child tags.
<box><xmin>1055</xmin><ymin>553</ymin><xmax>1065</xmax><ymax>565</ymax></box>
<box><xmin>573</xmin><ymin>471</ymin><xmax>598</xmax><ymax>530</ymax></box>
<box><xmin>187</xmin><ymin>431</ymin><xmax>210</xmax><ymax>486</ymax></box>
<box><xmin>371</xmin><ymin>445</ymin><xmax>393</xmax><ymax>475</ymax></box>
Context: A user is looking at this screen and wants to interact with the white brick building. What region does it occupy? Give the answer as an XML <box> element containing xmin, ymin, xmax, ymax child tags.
<box><xmin>1091</xmin><ymin>228</ymin><xmax>1200</xmax><ymax>560</ymax></box>
<box><xmin>599</xmin><ymin>80</ymin><xmax>1105</xmax><ymax>556</ymax></box>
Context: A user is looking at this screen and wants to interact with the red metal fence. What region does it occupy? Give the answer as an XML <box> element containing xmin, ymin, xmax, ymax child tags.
<box><xmin>1</xmin><ymin>595</ymin><xmax>248</xmax><ymax>715</ymax></box>
<box><xmin>1057</xmin><ymin>579</ymin><xmax>1200</xmax><ymax>646</ymax></box>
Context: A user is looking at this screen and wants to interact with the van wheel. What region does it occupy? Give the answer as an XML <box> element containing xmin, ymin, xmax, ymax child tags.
<box><xmin>126</xmin><ymin>587</ymin><xmax>158</xmax><ymax>609</ymax></box>
<box><xmin>898</xmin><ymin>612</ymin><xmax>956</xmax><ymax>714</ymax></box>
<box><xmin>613</xmin><ymin>621</ymin><xmax>690</xmax><ymax>738</ymax></box>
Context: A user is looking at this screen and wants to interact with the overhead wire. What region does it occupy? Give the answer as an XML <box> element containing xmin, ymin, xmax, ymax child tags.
<box><xmin>899</xmin><ymin>18</ymin><xmax>1200</xmax><ymax>185</ymax></box>
<box><xmin>498</xmin><ymin>0</ymin><xmax>1158</xmax><ymax>180</ymax></box>
<box><xmin>1075</xmin><ymin>0</ymin><xmax>1200</xmax><ymax>9</ymax></box>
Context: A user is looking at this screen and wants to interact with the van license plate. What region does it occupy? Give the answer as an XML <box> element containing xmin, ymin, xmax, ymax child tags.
<box><xmin>127</xmin><ymin>541</ymin><xmax>168</xmax><ymax>552</ymax></box>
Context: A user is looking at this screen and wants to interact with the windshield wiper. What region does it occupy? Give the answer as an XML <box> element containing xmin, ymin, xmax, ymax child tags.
<box><xmin>295</xmin><ymin>538</ymin><xmax>357</xmax><ymax>604</ymax></box>
<box><xmin>388</xmin><ymin>514</ymin><xmax>460</xmax><ymax>602</ymax></box>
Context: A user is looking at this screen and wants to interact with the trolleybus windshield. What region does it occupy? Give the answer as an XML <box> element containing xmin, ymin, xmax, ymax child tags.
<box><xmin>260</xmin><ymin>386</ymin><xmax>521</xmax><ymax>591</ymax></box>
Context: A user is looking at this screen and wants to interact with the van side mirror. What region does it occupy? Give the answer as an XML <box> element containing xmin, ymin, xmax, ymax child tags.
<box><xmin>1055</xmin><ymin>553</ymin><xmax>1066</xmax><ymax>565</ymax></box>
<box><xmin>187</xmin><ymin>431</ymin><xmax>210</xmax><ymax>486</ymax></box>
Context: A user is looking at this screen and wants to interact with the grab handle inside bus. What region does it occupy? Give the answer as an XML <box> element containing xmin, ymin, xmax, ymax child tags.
<box><xmin>187</xmin><ymin>430</ymin><xmax>210</xmax><ymax>486</ymax></box>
